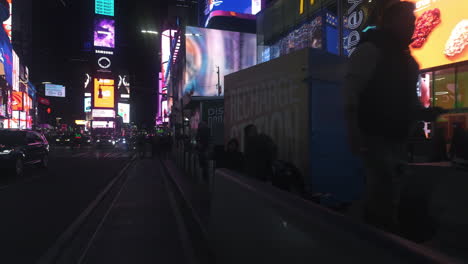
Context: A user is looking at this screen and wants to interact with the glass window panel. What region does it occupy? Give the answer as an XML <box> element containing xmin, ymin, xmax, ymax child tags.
<box><xmin>456</xmin><ymin>65</ymin><xmax>468</xmax><ymax>108</ymax></box>
<box><xmin>434</xmin><ymin>68</ymin><xmax>456</xmax><ymax>109</ymax></box>
<box><xmin>418</xmin><ymin>72</ymin><xmax>433</xmax><ymax>108</ymax></box>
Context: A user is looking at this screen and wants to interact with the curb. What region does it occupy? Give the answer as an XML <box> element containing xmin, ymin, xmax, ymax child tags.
<box><xmin>36</xmin><ymin>154</ymin><xmax>136</xmax><ymax>264</ymax></box>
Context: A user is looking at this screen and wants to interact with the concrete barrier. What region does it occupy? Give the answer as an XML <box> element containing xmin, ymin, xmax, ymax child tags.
<box><xmin>208</xmin><ymin>169</ymin><xmax>461</xmax><ymax>264</ymax></box>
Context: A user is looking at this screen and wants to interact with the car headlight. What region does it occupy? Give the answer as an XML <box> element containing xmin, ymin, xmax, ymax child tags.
<box><xmin>87</xmin><ymin>140</ymin><xmax>91</xmax><ymax>142</ymax></box>
<box><xmin>108</xmin><ymin>140</ymin><xmax>112</xmax><ymax>142</ymax></box>
<box><xmin>0</xmin><ymin>149</ymin><xmax>12</xmax><ymax>154</ymax></box>
<box><xmin>56</xmin><ymin>139</ymin><xmax>60</xmax><ymax>141</ymax></box>
<box><xmin>65</xmin><ymin>139</ymin><xmax>70</xmax><ymax>142</ymax></box>
<box><xmin>112</xmin><ymin>141</ymin><xmax>116</xmax><ymax>145</ymax></box>
<box><xmin>96</xmin><ymin>140</ymin><xmax>100</xmax><ymax>142</ymax></box>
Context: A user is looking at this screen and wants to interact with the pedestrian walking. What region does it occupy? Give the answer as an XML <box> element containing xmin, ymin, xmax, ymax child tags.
<box><xmin>344</xmin><ymin>1</ymin><xmax>445</xmax><ymax>233</ymax></box>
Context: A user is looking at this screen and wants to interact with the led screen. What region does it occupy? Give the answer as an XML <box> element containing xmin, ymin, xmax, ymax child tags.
<box><xmin>45</xmin><ymin>84</ymin><xmax>66</xmax><ymax>97</ymax></box>
<box><xmin>92</xmin><ymin>109</ymin><xmax>115</xmax><ymax>118</ymax></box>
<box><xmin>94</xmin><ymin>78</ymin><xmax>115</xmax><ymax>108</ymax></box>
<box><xmin>2</xmin><ymin>0</ymin><xmax>11</xmax><ymax>41</ymax></box>
<box><xmin>94</xmin><ymin>18</ymin><xmax>115</xmax><ymax>48</ymax></box>
<box><xmin>0</xmin><ymin>25</ymin><xmax>12</xmax><ymax>86</ymax></box>
<box><xmin>405</xmin><ymin>0</ymin><xmax>468</xmax><ymax>69</ymax></box>
<box><xmin>118</xmin><ymin>103</ymin><xmax>130</xmax><ymax>123</ymax></box>
<box><xmin>184</xmin><ymin>26</ymin><xmax>256</xmax><ymax>96</ymax></box>
<box><xmin>95</xmin><ymin>0</ymin><xmax>114</xmax><ymax>16</ymax></box>
<box><xmin>11</xmin><ymin>92</ymin><xmax>23</xmax><ymax>111</ymax></box>
<box><xmin>205</xmin><ymin>0</ymin><xmax>260</xmax><ymax>15</ymax></box>
<box><xmin>84</xmin><ymin>97</ymin><xmax>92</xmax><ymax>112</ymax></box>
<box><xmin>13</xmin><ymin>50</ymin><xmax>19</xmax><ymax>91</ymax></box>
<box><xmin>92</xmin><ymin>121</ymin><xmax>115</xmax><ymax>128</ymax></box>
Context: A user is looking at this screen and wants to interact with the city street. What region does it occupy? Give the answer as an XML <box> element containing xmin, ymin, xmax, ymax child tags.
<box><xmin>0</xmin><ymin>145</ymin><xmax>133</xmax><ymax>263</ymax></box>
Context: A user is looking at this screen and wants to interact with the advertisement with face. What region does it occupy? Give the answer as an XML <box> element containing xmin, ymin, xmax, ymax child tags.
<box><xmin>94</xmin><ymin>18</ymin><xmax>115</xmax><ymax>48</ymax></box>
<box><xmin>406</xmin><ymin>0</ymin><xmax>468</xmax><ymax>69</ymax></box>
<box><xmin>117</xmin><ymin>103</ymin><xmax>130</xmax><ymax>123</ymax></box>
<box><xmin>94</xmin><ymin>78</ymin><xmax>115</xmax><ymax>108</ymax></box>
<box><xmin>184</xmin><ymin>26</ymin><xmax>257</xmax><ymax>96</ymax></box>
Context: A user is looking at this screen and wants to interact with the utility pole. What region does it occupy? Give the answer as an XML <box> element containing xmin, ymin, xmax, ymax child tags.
<box><xmin>216</xmin><ymin>66</ymin><xmax>221</xmax><ymax>96</ymax></box>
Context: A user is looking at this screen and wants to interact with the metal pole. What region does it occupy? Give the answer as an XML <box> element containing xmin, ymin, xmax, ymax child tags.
<box><xmin>217</xmin><ymin>66</ymin><xmax>221</xmax><ymax>96</ymax></box>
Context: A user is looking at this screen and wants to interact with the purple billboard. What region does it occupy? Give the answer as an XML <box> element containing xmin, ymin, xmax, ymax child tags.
<box><xmin>94</xmin><ymin>18</ymin><xmax>115</xmax><ymax>48</ymax></box>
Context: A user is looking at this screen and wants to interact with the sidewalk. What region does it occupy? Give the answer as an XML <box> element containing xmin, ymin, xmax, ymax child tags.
<box><xmin>81</xmin><ymin>158</ymin><xmax>187</xmax><ymax>264</ymax></box>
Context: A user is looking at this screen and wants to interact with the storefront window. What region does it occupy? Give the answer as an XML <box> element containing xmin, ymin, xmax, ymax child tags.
<box><xmin>456</xmin><ymin>65</ymin><xmax>468</xmax><ymax>108</ymax></box>
<box><xmin>418</xmin><ymin>72</ymin><xmax>433</xmax><ymax>108</ymax></box>
<box><xmin>434</xmin><ymin>68</ymin><xmax>456</xmax><ymax>109</ymax></box>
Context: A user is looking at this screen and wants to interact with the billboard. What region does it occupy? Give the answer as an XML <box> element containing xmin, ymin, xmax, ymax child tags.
<box><xmin>0</xmin><ymin>24</ymin><xmax>12</xmax><ymax>86</ymax></box>
<box><xmin>117</xmin><ymin>103</ymin><xmax>130</xmax><ymax>123</ymax></box>
<box><xmin>95</xmin><ymin>0</ymin><xmax>114</xmax><ymax>16</ymax></box>
<box><xmin>45</xmin><ymin>84</ymin><xmax>66</xmax><ymax>97</ymax></box>
<box><xmin>94</xmin><ymin>78</ymin><xmax>115</xmax><ymax>108</ymax></box>
<box><xmin>2</xmin><ymin>0</ymin><xmax>11</xmax><ymax>41</ymax></box>
<box><xmin>118</xmin><ymin>75</ymin><xmax>130</xmax><ymax>96</ymax></box>
<box><xmin>11</xmin><ymin>91</ymin><xmax>23</xmax><ymax>111</ymax></box>
<box><xmin>204</xmin><ymin>0</ymin><xmax>261</xmax><ymax>15</ymax></box>
<box><xmin>405</xmin><ymin>0</ymin><xmax>468</xmax><ymax>69</ymax></box>
<box><xmin>84</xmin><ymin>97</ymin><xmax>92</xmax><ymax>112</ymax></box>
<box><xmin>92</xmin><ymin>109</ymin><xmax>115</xmax><ymax>118</ymax></box>
<box><xmin>12</xmin><ymin>50</ymin><xmax>18</xmax><ymax>91</ymax></box>
<box><xmin>92</xmin><ymin>120</ymin><xmax>115</xmax><ymax>128</ymax></box>
<box><xmin>94</xmin><ymin>18</ymin><xmax>115</xmax><ymax>48</ymax></box>
<box><xmin>184</xmin><ymin>26</ymin><xmax>257</xmax><ymax>96</ymax></box>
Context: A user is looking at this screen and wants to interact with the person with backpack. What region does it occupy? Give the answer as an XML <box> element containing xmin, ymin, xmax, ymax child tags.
<box><xmin>344</xmin><ymin>1</ymin><xmax>445</xmax><ymax>233</ymax></box>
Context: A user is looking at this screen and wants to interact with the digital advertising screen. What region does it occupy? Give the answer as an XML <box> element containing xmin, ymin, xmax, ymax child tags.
<box><xmin>11</xmin><ymin>92</ymin><xmax>23</xmax><ymax>111</ymax></box>
<box><xmin>95</xmin><ymin>0</ymin><xmax>114</xmax><ymax>16</ymax></box>
<box><xmin>184</xmin><ymin>26</ymin><xmax>257</xmax><ymax>96</ymax></box>
<box><xmin>205</xmin><ymin>0</ymin><xmax>260</xmax><ymax>15</ymax></box>
<box><xmin>45</xmin><ymin>84</ymin><xmax>66</xmax><ymax>97</ymax></box>
<box><xmin>94</xmin><ymin>78</ymin><xmax>115</xmax><ymax>108</ymax></box>
<box><xmin>84</xmin><ymin>97</ymin><xmax>92</xmax><ymax>112</ymax></box>
<box><xmin>92</xmin><ymin>121</ymin><xmax>115</xmax><ymax>128</ymax></box>
<box><xmin>406</xmin><ymin>0</ymin><xmax>468</xmax><ymax>69</ymax></box>
<box><xmin>2</xmin><ymin>0</ymin><xmax>11</xmax><ymax>41</ymax></box>
<box><xmin>92</xmin><ymin>109</ymin><xmax>115</xmax><ymax>118</ymax></box>
<box><xmin>94</xmin><ymin>18</ymin><xmax>115</xmax><ymax>48</ymax></box>
<box><xmin>0</xmin><ymin>26</ymin><xmax>12</xmax><ymax>86</ymax></box>
<box><xmin>13</xmin><ymin>50</ymin><xmax>19</xmax><ymax>91</ymax></box>
<box><xmin>118</xmin><ymin>103</ymin><xmax>130</xmax><ymax>123</ymax></box>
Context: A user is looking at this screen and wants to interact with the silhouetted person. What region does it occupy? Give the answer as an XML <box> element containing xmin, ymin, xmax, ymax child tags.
<box><xmin>408</xmin><ymin>122</ymin><xmax>427</xmax><ymax>162</ymax></box>
<box><xmin>432</xmin><ymin>127</ymin><xmax>447</xmax><ymax>162</ymax></box>
<box><xmin>243</xmin><ymin>124</ymin><xmax>277</xmax><ymax>182</ymax></box>
<box><xmin>449</xmin><ymin>125</ymin><xmax>465</xmax><ymax>160</ymax></box>
<box><xmin>344</xmin><ymin>2</ymin><xmax>445</xmax><ymax>232</ymax></box>
<box><xmin>196</xmin><ymin>122</ymin><xmax>211</xmax><ymax>182</ymax></box>
<box><xmin>224</xmin><ymin>138</ymin><xmax>244</xmax><ymax>173</ymax></box>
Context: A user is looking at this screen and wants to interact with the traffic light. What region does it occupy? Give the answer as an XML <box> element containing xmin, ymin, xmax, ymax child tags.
<box><xmin>47</xmin><ymin>108</ymin><xmax>51</xmax><ymax>114</ymax></box>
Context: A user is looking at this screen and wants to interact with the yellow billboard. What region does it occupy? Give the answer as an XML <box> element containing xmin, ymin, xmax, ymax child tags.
<box><xmin>94</xmin><ymin>78</ymin><xmax>115</xmax><ymax>108</ymax></box>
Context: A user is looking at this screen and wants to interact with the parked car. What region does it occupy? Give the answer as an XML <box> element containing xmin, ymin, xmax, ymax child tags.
<box><xmin>0</xmin><ymin>130</ymin><xmax>49</xmax><ymax>177</ymax></box>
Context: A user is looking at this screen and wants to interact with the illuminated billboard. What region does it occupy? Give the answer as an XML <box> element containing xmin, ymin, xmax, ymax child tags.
<box><xmin>92</xmin><ymin>121</ymin><xmax>115</xmax><ymax>128</ymax></box>
<box><xmin>92</xmin><ymin>109</ymin><xmax>115</xmax><ymax>118</ymax></box>
<box><xmin>84</xmin><ymin>97</ymin><xmax>92</xmax><ymax>112</ymax></box>
<box><xmin>118</xmin><ymin>75</ymin><xmax>130</xmax><ymax>96</ymax></box>
<box><xmin>94</xmin><ymin>78</ymin><xmax>115</xmax><ymax>108</ymax></box>
<box><xmin>406</xmin><ymin>0</ymin><xmax>468</xmax><ymax>69</ymax></box>
<box><xmin>2</xmin><ymin>0</ymin><xmax>11</xmax><ymax>41</ymax></box>
<box><xmin>118</xmin><ymin>103</ymin><xmax>130</xmax><ymax>123</ymax></box>
<box><xmin>12</xmin><ymin>50</ymin><xmax>19</xmax><ymax>91</ymax></box>
<box><xmin>94</xmin><ymin>18</ymin><xmax>115</xmax><ymax>48</ymax></box>
<box><xmin>45</xmin><ymin>84</ymin><xmax>66</xmax><ymax>97</ymax></box>
<box><xmin>11</xmin><ymin>92</ymin><xmax>23</xmax><ymax>111</ymax></box>
<box><xmin>95</xmin><ymin>0</ymin><xmax>114</xmax><ymax>16</ymax></box>
<box><xmin>204</xmin><ymin>0</ymin><xmax>261</xmax><ymax>15</ymax></box>
<box><xmin>184</xmin><ymin>26</ymin><xmax>256</xmax><ymax>96</ymax></box>
<box><xmin>0</xmin><ymin>19</ymin><xmax>12</xmax><ymax>86</ymax></box>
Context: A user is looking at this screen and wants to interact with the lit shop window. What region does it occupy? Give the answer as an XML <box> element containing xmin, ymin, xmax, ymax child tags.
<box><xmin>434</xmin><ymin>68</ymin><xmax>456</xmax><ymax>109</ymax></box>
<box><xmin>456</xmin><ymin>65</ymin><xmax>468</xmax><ymax>108</ymax></box>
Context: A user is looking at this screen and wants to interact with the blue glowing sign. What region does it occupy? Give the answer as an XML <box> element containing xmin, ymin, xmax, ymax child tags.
<box><xmin>95</xmin><ymin>0</ymin><xmax>114</xmax><ymax>17</ymax></box>
<box><xmin>205</xmin><ymin>0</ymin><xmax>260</xmax><ymax>15</ymax></box>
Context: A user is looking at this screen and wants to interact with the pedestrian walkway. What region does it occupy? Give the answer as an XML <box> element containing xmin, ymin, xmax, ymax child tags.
<box><xmin>80</xmin><ymin>158</ymin><xmax>188</xmax><ymax>264</ymax></box>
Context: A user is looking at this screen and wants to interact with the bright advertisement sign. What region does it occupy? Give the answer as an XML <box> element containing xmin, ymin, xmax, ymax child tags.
<box><xmin>94</xmin><ymin>78</ymin><xmax>115</xmax><ymax>108</ymax></box>
<box><xmin>184</xmin><ymin>26</ymin><xmax>257</xmax><ymax>96</ymax></box>
<box><xmin>12</xmin><ymin>50</ymin><xmax>18</xmax><ymax>91</ymax></box>
<box><xmin>92</xmin><ymin>109</ymin><xmax>115</xmax><ymax>118</ymax></box>
<box><xmin>94</xmin><ymin>18</ymin><xmax>115</xmax><ymax>48</ymax></box>
<box><xmin>84</xmin><ymin>97</ymin><xmax>92</xmax><ymax>112</ymax></box>
<box><xmin>92</xmin><ymin>121</ymin><xmax>115</xmax><ymax>128</ymax></box>
<box><xmin>2</xmin><ymin>0</ymin><xmax>11</xmax><ymax>41</ymax></box>
<box><xmin>11</xmin><ymin>91</ymin><xmax>23</xmax><ymax>111</ymax></box>
<box><xmin>45</xmin><ymin>84</ymin><xmax>66</xmax><ymax>97</ymax></box>
<box><xmin>205</xmin><ymin>0</ymin><xmax>260</xmax><ymax>15</ymax></box>
<box><xmin>95</xmin><ymin>0</ymin><xmax>114</xmax><ymax>16</ymax></box>
<box><xmin>117</xmin><ymin>103</ymin><xmax>130</xmax><ymax>123</ymax></box>
<box><xmin>406</xmin><ymin>0</ymin><xmax>468</xmax><ymax>69</ymax></box>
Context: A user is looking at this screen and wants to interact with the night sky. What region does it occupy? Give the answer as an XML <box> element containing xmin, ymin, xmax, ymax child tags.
<box><xmin>30</xmin><ymin>0</ymin><xmax>168</xmax><ymax>127</ymax></box>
